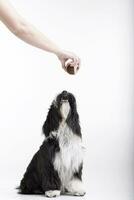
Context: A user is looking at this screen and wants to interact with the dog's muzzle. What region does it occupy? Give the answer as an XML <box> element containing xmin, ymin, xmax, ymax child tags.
<box><xmin>61</xmin><ymin>91</ymin><xmax>68</xmax><ymax>102</ymax></box>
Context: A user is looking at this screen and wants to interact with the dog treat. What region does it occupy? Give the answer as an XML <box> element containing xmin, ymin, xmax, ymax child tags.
<box><xmin>65</xmin><ymin>59</ymin><xmax>76</xmax><ymax>75</ymax></box>
<box><xmin>66</xmin><ymin>65</ymin><xmax>75</xmax><ymax>75</ymax></box>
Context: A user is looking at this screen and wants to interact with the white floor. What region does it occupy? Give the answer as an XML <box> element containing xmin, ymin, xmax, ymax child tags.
<box><xmin>0</xmin><ymin>185</ymin><xmax>87</xmax><ymax>200</ymax></box>
<box><xmin>0</xmin><ymin>173</ymin><xmax>133</xmax><ymax>200</ymax></box>
<box><xmin>0</xmin><ymin>191</ymin><xmax>87</xmax><ymax>200</ymax></box>
<box><xmin>0</xmin><ymin>177</ymin><xmax>87</xmax><ymax>200</ymax></box>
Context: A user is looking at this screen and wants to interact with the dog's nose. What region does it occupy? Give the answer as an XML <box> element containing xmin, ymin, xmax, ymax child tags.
<box><xmin>61</xmin><ymin>91</ymin><xmax>68</xmax><ymax>99</ymax></box>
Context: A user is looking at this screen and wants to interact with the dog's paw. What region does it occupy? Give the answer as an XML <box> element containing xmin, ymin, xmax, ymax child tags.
<box><xmin>73</xmin><ymin>190</ymin><xmax>86</xmax><ymax>196</ymax></box>
<box><xmin>45</xmin><ymin>190</ymin><xmax>61</xmax><ymax>198</ymax></box>
<box><xmin>65</xmin><ymin>179</ymin><xmax>86</xmax><ymax>197</ymax></box>
<box><xmin>66</xmin><ymin>190</ymin><xmax>86</xmax><ymax>197</ymax></box>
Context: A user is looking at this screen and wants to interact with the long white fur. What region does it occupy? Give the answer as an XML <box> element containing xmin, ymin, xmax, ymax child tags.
<box><xmin>51</xmin><ymin>101</ymin><xmax>84</xmax><ymax>193</ymax></box>
<box><xmin>65</xmin><ymin>178</ymin><xmax>85</xmax><ymax>196</ymax></box>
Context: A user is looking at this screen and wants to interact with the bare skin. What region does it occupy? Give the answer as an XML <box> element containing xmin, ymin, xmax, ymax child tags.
<box><xmin>0</xmin><ymin>0</ymin><xmax>80</xmax><ymax>74</ymax></box>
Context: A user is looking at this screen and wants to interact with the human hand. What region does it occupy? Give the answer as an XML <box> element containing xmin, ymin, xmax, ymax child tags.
<box><xmin>57</xmin><ymin>50</ymin><xmax>80</xmax><ymax>75</ymax></box>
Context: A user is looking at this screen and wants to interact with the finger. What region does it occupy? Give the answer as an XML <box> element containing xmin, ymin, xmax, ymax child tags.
<box><xmin>69</xmin><ymin>61</ymin><xmax>79</xmax><ymax>68</ymax></box>
<box><xmin>74</xmin><ymin>65</ymin><xmax>78</xmax><ymax>74</ymax></box>
<box><xmin>69</xmin><ymin>59</ymin><xmax>77</xmax><ymax>67</ymax></box>
<box><xmin>76</xmin><ymin>63</ymin><xmax>80</xmax><ymax>73</ymax></box>
<box><xmin>66</xmin><ymin>60</ymin><xmax>74</xmax><ymax>68</ymax></box>
<box><xmin>69</xmin><ymin>56</ymin><xmax>77</xmax><ymax>66</ymax></box>
<box><xmin>75</xmin><ymin>56</ymin><xmax>80</xmax><ymax>66</ymax></box>
<box><xmin>77</xmin><ymin>57</ymin><xmax>81</xmax><ymax>66</ymax></box>
<box><xmin>77</xmin><ymin>65</ymin><xmax>80</xmax><ymax>70</ymax></box>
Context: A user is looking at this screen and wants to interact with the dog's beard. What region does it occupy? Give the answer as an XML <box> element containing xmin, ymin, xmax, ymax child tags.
<box><xmin>60</xmin><ymin>101</ymin><xmax>70</xmax><ymax>120</ymax></box>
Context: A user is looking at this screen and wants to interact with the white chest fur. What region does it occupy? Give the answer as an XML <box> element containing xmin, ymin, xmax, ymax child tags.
<box><xmin>53</xmin><ymin>122</ymin><xmax>83</xmax><ymax>190</ymax></box>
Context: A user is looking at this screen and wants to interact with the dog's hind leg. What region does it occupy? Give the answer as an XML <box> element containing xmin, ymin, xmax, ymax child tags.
<box><xmin>65</xmin><ymin>178</ymin><xmax>85</xmax><ymax>196</ymax></box>
<box><xmin>19</xmin><ymin>152</ymin><xmax>43</xmax><ymax>194</ymax></box>
<box><xmin>19</xmin><ymin>176</ymin><xmax>43</xmax><ymax>194</ymax></box>
<box><xmin>39</xmin><ymin>138</ymin><xmax>62</xmax><ymax>197</ymax></box>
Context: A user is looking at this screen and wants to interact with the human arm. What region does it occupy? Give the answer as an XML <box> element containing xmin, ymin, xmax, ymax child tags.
<box><xmin>0</xmin><ymin>0</ymin><xmax>80</xmax><ymax>73</ymax></box>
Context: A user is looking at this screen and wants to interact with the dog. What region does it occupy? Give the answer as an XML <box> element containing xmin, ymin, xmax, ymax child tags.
<box><xmin>19</xmin><ymin>91</ymin><xmax>85</xmax><ymax>197</ymax></box>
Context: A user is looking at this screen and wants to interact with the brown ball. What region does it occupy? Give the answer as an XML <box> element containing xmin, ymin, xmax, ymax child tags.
<box><xmin>66</xmin><ymin>65</ymin><xmax>75</xmax><ymax>75</ymax></box>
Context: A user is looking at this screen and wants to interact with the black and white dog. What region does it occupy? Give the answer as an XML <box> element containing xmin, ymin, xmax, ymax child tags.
<box><xmin>19</xmin><ymin>91</ymin><xmax>85</xmax><ymax>197</ymax></box>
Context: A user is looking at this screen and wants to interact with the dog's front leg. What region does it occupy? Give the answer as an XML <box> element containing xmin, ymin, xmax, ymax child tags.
<box><xmin>43</xmin><ymin>170</ymin><xmax>61</xmax><ymax>198</ymax></box>
<box><xmin>40</xmin><ymin>136</ymin><xmax>61</xmax><ymax>197</ymax></box>
<box><xmin>41</xmin><ymin>164</ymin><xmax>61</xmax><ymax>198</ymax></box>
<box><xmin>42</xmin><ymin>165</ymin><xmax>61</xmax><ymax>198</ymax></box>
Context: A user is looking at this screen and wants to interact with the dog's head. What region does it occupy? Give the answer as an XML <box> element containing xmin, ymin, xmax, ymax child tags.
<box><xmin>42</xmin><ymin>91</ymin><xmax>81</xmax><ymax>137</ymax></box>
<box><xmin>54</xmin><ymin>90</ymin><xmax>77</xmax><ymax>120</ymax></box>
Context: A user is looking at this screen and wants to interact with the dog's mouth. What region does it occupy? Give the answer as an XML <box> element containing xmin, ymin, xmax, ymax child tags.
<box><xmin>60</xmin><ymin>91</ymin><xmax>69</xmax><ymax>103</ymax></box>
<box><xmin>61</xmin><ymin>99</ymin><xmax>68</xmax><ymax>103</ymax></box>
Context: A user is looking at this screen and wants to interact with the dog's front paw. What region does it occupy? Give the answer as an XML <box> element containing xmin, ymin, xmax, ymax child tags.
<box><xmin>45</xmin><ymin>190</ymin><xmax>61</xmax><ymax>198</ymax></box>
<box><xmin>66</xmin><ymin>189</ymin><xmax>86</xmax><ymax>197</ymax></box>
<box><xmin>73</xmin><ymin>190</ymin><xmax>86</xmax><ymax>196</ymax></box>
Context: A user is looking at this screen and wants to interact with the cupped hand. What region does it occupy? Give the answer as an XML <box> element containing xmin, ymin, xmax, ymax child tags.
<box><xmin>57</xmin><ymin>50</ymin><xmax>80</xmax><ymax>74</ymax></box>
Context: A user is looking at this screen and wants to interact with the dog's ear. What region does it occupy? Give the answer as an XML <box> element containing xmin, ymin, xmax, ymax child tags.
<box><xmin>67</xmin><ymin>100</ymin><xmax>82</xmax><ymax>138</ymax></box>
<box><xmin>42</xmin><ymin>103</ymin><xmax>62</xmax><ymax>137</ymax></box>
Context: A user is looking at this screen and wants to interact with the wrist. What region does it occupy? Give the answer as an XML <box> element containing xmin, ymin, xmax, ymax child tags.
<box><xmin>53</xmin><ymin>48</ymin><xmax>64</xmax><ymax>57</ymax></box>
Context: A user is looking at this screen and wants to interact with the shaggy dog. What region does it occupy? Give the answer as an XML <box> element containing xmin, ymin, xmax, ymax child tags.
<box><xmin>19</xmin><ymin>91</ymin><xmax>85</xmax><ymax>197</ymax></box>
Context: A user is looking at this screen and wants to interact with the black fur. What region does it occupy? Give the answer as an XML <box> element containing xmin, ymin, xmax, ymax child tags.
<box><xmin>19</xmin><ymin>137</ymin><xmax>61</xmax><ymax>194</ymax></box>
<box><xmin>73</xmin><ymin>163</ymin><xmax>83</xmax><ymax>181</ymax></box>
<box><xmin>43</xmin><ymin>91</ymin><xmax>81</xmax><ymax>138</ymax></box>
<box><xmin>42</xmin><ymin>104</ymin><xmax>62</xmax><ymax>138</ymax></box>
<box><xmin>18</xmin><ymin>91</ymin><xmax>83</xmax><ymax>195</ymax></box>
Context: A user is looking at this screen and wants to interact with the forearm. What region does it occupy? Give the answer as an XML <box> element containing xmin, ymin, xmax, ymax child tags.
<box><xmin>10</xmin><ymin>21</ymin><xmax>62</xmax><ymax>56</ymax></box>
<box><xmin>0</xmin><ymin>0</ymin><xmax>80</xmax><ymax>74</ymax></box>
<box><xmin>0</xmin><ymin>0</ymin><xmax>62</xmax><ymax>55</ymax></box>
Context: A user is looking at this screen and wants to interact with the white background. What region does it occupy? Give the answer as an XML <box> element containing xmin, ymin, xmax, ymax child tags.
<box><xmin>0</xmin><ymin>0</ymin><xmax>134</xmax><ymax>200</ymax></box>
